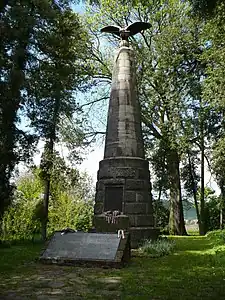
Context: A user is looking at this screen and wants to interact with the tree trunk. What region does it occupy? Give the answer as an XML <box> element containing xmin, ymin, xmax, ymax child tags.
<box><xmin>40</xmin><ymin>92</ymin><xmax>60</xmax><ymax>241</ymax></box>
<box><xmin>187</xmin><ymin>152</ymin><xmax>201</xmax><ymax>233</ymax></box>
<box><xmin>219</xmin><ymin>179</ymin><xmax>225</xmax><ymax>229</ymax></box>
<box><xmin>199</xmin><ymin>119</ymin><xmax>206</xmax><ymax>235</ymax></box>
<box><xmin>168</xmin><ymin>149</ymin><xmax>187</xmax><ymax>235</ymax></box>
<box><xmin>41</xmin><ymin>139</ymin><xmax>54</xmax><ymax>241</ymax></box>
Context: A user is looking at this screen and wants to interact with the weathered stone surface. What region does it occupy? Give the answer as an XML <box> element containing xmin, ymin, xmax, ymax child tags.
<box><xmin>99</xmin><ymin>157</ymin><xmax>148</xmax><ymax>169</ymax></box>
<box><xmin>94</xmin><ymin>39</ymin><xmax>158</xmax><ymax>248</ymax></box>
<box><xmin>128</xmin><ymin>215</ymin><xmax>154</xmax><ymax>227</ymax></box>
<box><xmin>135</xmin><ymin>192</ymin><xmax>145</xmax><ymax>202</ymax></box>
<box><xmin>99</xmin><ymin>167</ymin><xmax>138</xmax><ymax>179</ymax></box>
<box><xmin>124</xmin><ymin>191</ymin><xmax>136</xmax><ymax>203</ymax></box>
<box><xmin>129</xmin><ymin>227</ymin><xmax>160</xmax><ymax>248</ymax></box>
<box><xmin>124</xmin><ymin>191</ymin><xmax>150</xmax><ymax>203</ymax></box>
<box><xmin>94</xmin><ymin>202</ymin><xmax>103</xmax><ymax>214</ymax></box>
<box><xmin>137</xmin><ymin>168</ymin><xmax>150</xmax><ymax>180</ymax></box>
<box><xmin>40</xmin><ymin>232</ymin><xmax>131</xmax><ymax>267</ymax></box>
<box><xmin>125</xmin><ymin>179</ymin><xmax>146</xmax><ymax>190</ymax></box>
<box><xmin>95</xmin><ymin>191</ymin><xmax>104</xmax><ymax>203</ymax></box>
<box><xmin>100</xmin><ymin>178</ymin><xmax>125</xmax><ymax>186</ymax></box>
<box><xmin>124</xmin><ymin>203</ymin><xmax>147</xmax><ymax>214</ymax></box>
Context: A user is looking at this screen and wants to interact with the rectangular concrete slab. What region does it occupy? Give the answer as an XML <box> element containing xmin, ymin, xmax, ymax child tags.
<box><xmin>40</xmin><ymin>232</ymin><xmax>121</xmax><ymax>262</ymax></box>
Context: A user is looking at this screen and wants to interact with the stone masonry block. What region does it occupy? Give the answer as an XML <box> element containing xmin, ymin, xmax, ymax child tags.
<box><xmin>99</xmin><ymin>158</ymin><xmax>148</xmax><ymax>169</ymax></box>
<box><xmin>125</xmin><ymin>179</ymin><xmax>148</xmax><ymax>190</ymax></box>
<box><xmin>124</xmin><ymin>203</ymin><xmax>147</xmax><ymax>214</ymax></box>
<box><xmin>94</xmin><ymin>202</ymin><xmax>103</xmax><ymax>214</ymax></box>
<box><xmin>101</xmin><ymin>178</ymin><xmax>125</xmax><ymax>186</ymax></box>
<box><xmin>95</xmin><ymin>191</ymin><xmax>104</xmax><ymax>203</ymax></box>
<box><xmin>136</xmin><ymin>192</ymin><xmax>145</xmax><ymax>202</ymax></box>
<box><xmin>96</xmin><ymin>181</ymin><xmax>104</xmax><ymax>191</ymax></box>
<box><xmin>124</xmin><ymin>191</ymin><xmax>136</xmax><ymax>203</ymax></box>
<box><xmin>93</xmin><ymin>215</ymin><xmax>130</xmax><ymax>232</ymax></box>
<box><xmin>98</xmin><ymin>167</ymin><xmax>138</xmax><ymax>179</ymax></box>
<box><xmin>129</xmin><ymin>227</ymin><xmax>160</xmax><ymax>248</ymax></box>
<box><xmin>137</xmin><ymin>168</ymin><xmax>149</xmax><ymax>180</ymax></box>
<box><xmin>128</xmin><ymin>215</ymin><xmax>154</xmax><ymax>227</ymax></box>
<box><xmin>146</xmin><ymin>203</ymin><xmax>153</xmax><ymax>215</ymax></box>
<box><xmin>124</xmin><ymin>191</ymin><xmax>149</xmax><ymax>203</ymax></box>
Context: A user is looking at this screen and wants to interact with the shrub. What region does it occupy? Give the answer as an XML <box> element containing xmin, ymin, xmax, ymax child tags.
<box><xmin>47</xmin><ymin>192</ymin><xmax>94</xmax><ymax>234</ymax></box>
<box><xmin>139</xmin><ymin>238</ymin><xmax>176</xmax><ymax>258</ymax></box>
<box><xmin>1</xmin><ymin>169</ymin><xmax>94</xmax><ymax>241</ymax></box>
<box><xmin>206</xmin><ymin>229</ymin><xmax>225</xmax><ymax>244</ymax></box>
<box><xmin>2</xmin><ymin>196</ymin><xmax>41</xmax><ymax>241</ymax></box>
<box><xmin>205</xmin><ymin>197</ymin><xmax>221</xmax><ymax>231</ymax></box>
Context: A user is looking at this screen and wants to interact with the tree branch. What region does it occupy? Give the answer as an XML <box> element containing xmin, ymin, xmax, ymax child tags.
<box><xmin>80</xmin><ymin>96</ymin><xmax>109</xmax><ymax>109</ymax></box>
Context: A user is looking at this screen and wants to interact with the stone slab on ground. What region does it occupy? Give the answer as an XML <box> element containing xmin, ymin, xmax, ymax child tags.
<box><xmin>39</xmin><ymin>232</ymin><xmax>130</xmax><ymax>267</ymax></box>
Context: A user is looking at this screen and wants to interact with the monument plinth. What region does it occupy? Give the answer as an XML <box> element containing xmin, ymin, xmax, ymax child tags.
<box><xmin>94</xmin><ymin>24</ymin><xmax>159</xmax><ymax>248</ymax></box>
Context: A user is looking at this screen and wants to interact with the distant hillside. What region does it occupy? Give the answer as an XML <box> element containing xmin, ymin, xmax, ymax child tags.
<box><xmin>161</xmin><ymin>200</ymin><xmax>197</xmax><ymax>220</ymax></box>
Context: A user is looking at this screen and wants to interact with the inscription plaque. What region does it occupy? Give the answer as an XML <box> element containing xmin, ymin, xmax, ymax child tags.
<box><xmin>105</xmin><ymin>186</ymin><xmax>123</xmax><ymax>211</ymax></box>
<box><xmin>40</xmin><ymin>232</ymin><xmax>121</xmax><ymax>263</ymax></box>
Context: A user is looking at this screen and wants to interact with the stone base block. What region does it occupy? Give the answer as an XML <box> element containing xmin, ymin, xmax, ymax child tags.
<box><xmin>129</xmin><ymin>227</ymin><xmax>160</xmax><ymax>248</ymax></box>
<box><xmin>93</xmin><ymin>214</ymin><xmax>130</xmax><ymax>233</ymax></box>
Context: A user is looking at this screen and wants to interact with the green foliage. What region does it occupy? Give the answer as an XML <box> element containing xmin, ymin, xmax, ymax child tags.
<box><xmin>152</xmin><ymin>200</ymin><xmax>169</xmax><ymax>231</ymax></box>
<box><xmin>206</xmin><ymin>229</ymin><xmax>225</xmax><ymax>244</ymax></box>
<box><xmin>205</xmin><ymin>195</ymin><xmax>221</xmax><ymax>231</ymax></box>
<box><xmin>205</xmin><ymin>229</ymin><xmax>225</xmax><ymax>265</ymax></box>
<box><xmin>190</xmin><ymin>0</ymin><xmax>223</xmax><ymax>17</ymax></box>
<box><xmin>48</xmin><ymin>192</ymin><xmax>93</xmax><ymax>234</ymax></box>
<box><xmin>0</xmin><ymin>0</ymin><xmax>93</xmax><ymax>218</ymax></box>
<box><xmin>139</xmin><ymin>237</ymin><xmax>176</xmax><ymax>257</ymax></box>
<box><xmin>212</xmin><ymin>137</ymin><xmax>225</xmax><ymax>190</ymax></box>
<box><xmin>2</xmin><ymin>192</ymin><xmax>41</xmax><ymax>241</ymax></box>
<box><xmin>1</xmin><ymin>166</ymin><xmax>94</xmax><ymax>241</ymax></box>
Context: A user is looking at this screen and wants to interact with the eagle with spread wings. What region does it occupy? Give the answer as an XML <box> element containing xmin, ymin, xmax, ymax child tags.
<box><xmin>100</xmin><ymin>22</ymin><xmax>151</xmax><ymax>40</ymax></box>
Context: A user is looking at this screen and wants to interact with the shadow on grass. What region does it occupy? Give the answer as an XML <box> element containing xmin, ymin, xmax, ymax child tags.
<box><xmin>113</xmin><ymin>243</ymin><xmax>225</xmax><ymax>299</ymax></box>
<box><xmin>1</xmin><ymin>237</ymin><xmax>225</xmax><ymax>300</ymax></box>
<box><xmin>170</xmin><ymin>236</ymin><xmax>213</xmax><ymax>252</ymax></box>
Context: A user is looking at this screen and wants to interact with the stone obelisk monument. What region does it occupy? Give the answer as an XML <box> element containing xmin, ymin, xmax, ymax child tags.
<box><xmin>94</xmin><ymin>22</ymin><xmax>158</xmax><ymax>248</ymax></box>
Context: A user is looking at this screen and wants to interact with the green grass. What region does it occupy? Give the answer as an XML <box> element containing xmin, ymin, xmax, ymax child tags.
<box><xmin>1</xmin><ymin>232</ymin><xmax>225</xmax><ymax>299</ymax></box>
<box><xmin>0</xmin><ymin>241</ymin><xmax>43</xmax><ymax>274</ymax></box>
<box><xmin>139</xmin><ymin>237</ymin><xmax>176</xmax><ymax>257</ymax></box>
<box><xmin>187</xmin><ymin>229</ymin><xmax>200</xmax><ymax>236</ymax></box>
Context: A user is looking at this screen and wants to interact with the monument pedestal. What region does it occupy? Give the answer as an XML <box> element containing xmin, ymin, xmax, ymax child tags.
<box><xmin>94</xmin><ymin>157</ymin><xmax>159</xmax><ymax>248</ymax></box>
<box><xmin>129</xmin><ymin>227</ymin><xmax>160</xmax><ymax>248</ymax></box>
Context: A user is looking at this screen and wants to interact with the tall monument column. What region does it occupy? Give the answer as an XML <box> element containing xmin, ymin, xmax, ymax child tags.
<box><xmin>94</xmin><ymin>23</ymin><xmax>158</xmax><ymax>248</ymax></box>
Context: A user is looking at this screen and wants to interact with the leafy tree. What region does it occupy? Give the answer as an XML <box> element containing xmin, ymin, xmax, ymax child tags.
<box><xmin>1</xmin><ymin>164</ymin><xmax>94</xmax><ymax>241</ymax></box>
<box><xmin>25</xmin><ymin>7</ymin><xmax>92</xmax><ymax>240</ymax></box>
<box><xmin>200</xmin><ymin>1</ymin><xmax>225</xmax><ymax>229</ymax></box>
<box><xmin>0</xmin><ymin>0</ymin><xmax>93</xmax><ymax>232</ymax></box>
<box><xmin>190</xmin><ymin>0</ymin><xmax>223</xmax><ymax>17</ymax></box>
<box><xmin>0</xmin><ymin>0</ymin><xmax>38</xmax><ymax>218</ymax></box>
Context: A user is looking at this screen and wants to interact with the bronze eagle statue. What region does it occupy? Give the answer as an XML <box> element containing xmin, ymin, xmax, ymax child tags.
<box><xmin>100</xmin><ymin>22</ymin><xmax>151</xmax><ymax>40</ymax></box>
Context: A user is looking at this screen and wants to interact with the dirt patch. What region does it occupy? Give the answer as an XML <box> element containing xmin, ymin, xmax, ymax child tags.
<box><xmin>0</xmin><ymin>264</ymin><xmax>121</xmax><ymax>300</ymax></box>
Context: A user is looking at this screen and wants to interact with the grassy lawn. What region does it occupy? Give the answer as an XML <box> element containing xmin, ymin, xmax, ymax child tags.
<box><xmin>1</xmin><ymin>233</ymin><xmax>225</xmax><ymax>299</ymax></box>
